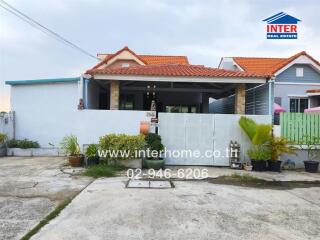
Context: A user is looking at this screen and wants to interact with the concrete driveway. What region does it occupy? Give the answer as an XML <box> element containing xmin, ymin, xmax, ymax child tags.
<box><xmin>32</xmin><ymin>177</ymin><xmax>320</xmax><ymax>240</ymax></box>
<box><xmin>0</xmin><ymin>157</ymin><xmax>92</xmax><ymax>240</ymax></box>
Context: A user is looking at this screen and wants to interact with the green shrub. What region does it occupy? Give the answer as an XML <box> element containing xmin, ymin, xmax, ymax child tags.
<box><xmin>60</xmin><ymin>135</ymin><xmax>81</xmax><ymax>156</ymax></box>
<box><xmin>7</xmin><ymin>139</ymin><xmax>40</xmax><ymax>149</ymax></box>
<box><xmin>0</xmin><ymin>133</ymin><xmax>7</xmax><ymax>144</ymax></box>
<box><xmin>247</xmin><ymin>145</ymin><xmax>271</xmax><ymax>161</ymax></box>
<box><xmin>99</xmin><ymin>134</ymin><xmax>145</xmax><ymax>160</ymax></box>
<box><xmin>85</xmin><ymin>144</ymin><xmax>98</xmax><ymax>157</ymax></box>
<box><xmin>145</xmin><ymin>133</ymin><xmax>164</xmax><ymax>159</ymax></box>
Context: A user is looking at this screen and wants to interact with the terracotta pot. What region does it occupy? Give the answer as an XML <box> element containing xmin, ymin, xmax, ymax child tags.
<box><xmin>69</xmin><ymin>155</ymin><xmax>84</xmax><ymax>167</ymax></box>
<box><xmin>140</xmin><ymin>121</ymin><xmax>150</xmax><ymax>135</ymax></box>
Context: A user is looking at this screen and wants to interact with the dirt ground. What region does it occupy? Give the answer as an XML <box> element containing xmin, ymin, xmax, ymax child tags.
<box><xmin>0</xmin><ymin>157</ymin><xmax>92</xmax><ymax>240</ymax></box>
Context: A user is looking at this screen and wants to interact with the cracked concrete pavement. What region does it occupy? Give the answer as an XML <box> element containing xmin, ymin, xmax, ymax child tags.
<box><xmin>0</xmin><ymin>157</ymin><xmax>93</xmax><ymax>240</ymax></box>
<box><xmin>32</xmin><ymin>177</ymin><xmax>320</xmax><ymax>240</ymax></box>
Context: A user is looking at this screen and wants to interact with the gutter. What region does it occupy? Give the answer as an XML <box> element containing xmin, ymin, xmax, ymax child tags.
<box><xmin>5</xmin><ymin>77</ymin><xmax>80</xmax><ymax>86</ymax></box>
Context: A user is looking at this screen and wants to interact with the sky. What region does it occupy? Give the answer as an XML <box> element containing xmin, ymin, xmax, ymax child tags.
<box><xmin>0</xmin><ymin>0</ymin><xmax>319</xmax><ymax>111</ymax></box>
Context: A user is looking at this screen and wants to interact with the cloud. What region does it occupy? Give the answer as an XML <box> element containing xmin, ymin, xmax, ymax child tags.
<box><xmin>0</xmin><ymin>0</ymin><xmax>319</xmax><ymax>111</ymax></box>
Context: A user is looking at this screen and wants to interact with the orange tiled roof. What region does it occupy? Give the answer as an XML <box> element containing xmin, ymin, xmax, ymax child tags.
<box><xmin>97</xmin><ymin>54</ymin><xmax>189</xmax><ymax>65</ymax></box>
<box><xmin>233</xmin><ymin>51</ymin><xmax>320</xmax><ymax>75</ymax></box>
<box><xmin>87</xmin><ymin>64</ymin><xmax>270</xmax><ymax>78</ymax></box>
<box><xmin>306</xmin><ymin>89</ymin><xmax>320</xmax><ymax>93</ymax></box>
<box><xmin>138</xmin><ymin>55</ymin><xmax>189</xmax><ymax>65</ymax></box>
<box><xmin>92</xmin><ymin>46</ymin><xmax>189</xmax><ymax>71</ymax></box>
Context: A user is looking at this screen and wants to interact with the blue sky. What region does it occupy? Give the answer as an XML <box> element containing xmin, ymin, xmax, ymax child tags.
<box><xmin>0</xmin><ymin>0</ymin><xmax>319</xmax><ymax>111</ymax></box>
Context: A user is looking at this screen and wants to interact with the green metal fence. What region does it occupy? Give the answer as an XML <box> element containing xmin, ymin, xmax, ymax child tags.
<box><xmin>280</xmin><ymin>112</ymin><xmax>320</xmax><ymax>144</ymax></box>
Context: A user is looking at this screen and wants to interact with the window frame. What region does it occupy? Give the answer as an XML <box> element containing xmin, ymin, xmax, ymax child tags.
<box><xmin>289</xmin><ymin>97</ymin><xmax>309</xmax><ymax>113</ymax></box>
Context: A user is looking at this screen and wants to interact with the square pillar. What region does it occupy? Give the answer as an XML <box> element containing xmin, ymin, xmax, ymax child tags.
<box><xmin>235</xmin><ymin>83</ymin><xmax>246</xmax><ymax>114</ymax></box>
<box><xmin>110</xmin><ymin>81</ymin><xmax>119</xmax><ymax>110</ymax></box>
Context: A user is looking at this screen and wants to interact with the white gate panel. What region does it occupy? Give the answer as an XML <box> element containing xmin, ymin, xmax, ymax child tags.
<box><xmin>185</xmin><ymin>114</ymin><xmax>214</xmax><ymax>165</ymax></box>
<box><xmin>159</xmin><ymin>113</ymin><xmax>271</xmax><ymax>166</ymax></box>
<box><xmin>159</xmin><ymin>113</ymin><xmax>214</xmax><ymax>165</ymax></box>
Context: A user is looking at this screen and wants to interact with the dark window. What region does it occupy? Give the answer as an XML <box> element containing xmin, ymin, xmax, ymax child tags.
<box><xmin>120</xmin><ymin>94</ymin><xmax>135</xmax><ymax>110</ymax></box>
<box><xmin>165</xmin><ymin>105</ymin><xmax>197</xmax><ymax>113</ymax></box>
<box><xmin>289</xmin><ymin>98</ymin><xmax>308</xmax><ymax>113</ymax></box>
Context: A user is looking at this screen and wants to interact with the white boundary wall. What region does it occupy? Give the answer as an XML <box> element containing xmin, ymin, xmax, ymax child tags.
<box><xmin>10</xmin><ymin>82</ymin><xmax>151</xmax><ymax>147</ymax></box>
<box><xmin>159</xmin><ymin>113</ymin><xmax>272</xmax><ymax>166</ymax></box>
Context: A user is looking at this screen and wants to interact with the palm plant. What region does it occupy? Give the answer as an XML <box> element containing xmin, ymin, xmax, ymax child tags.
<box><xmin>60</xmin><ymin>135</ymin><xmax>81</xmax><ymax>156</ymax></box>
<box><xmin>268</xmin><ymin>136</ymin><xmax>297</xmax><ymax>161</ymax></box>
<box><xmin>0</xmin><ymin>133</ymin><xmax>7</xmax><ymax>145</ymax></box>
<box><xmin>238</xmin><ymin>117</ymin><xmax>272</xmax><ymax>145</ymax></box>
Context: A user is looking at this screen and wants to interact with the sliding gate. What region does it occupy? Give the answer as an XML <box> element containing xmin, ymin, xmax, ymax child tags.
<box><xmin>158</xmin><ymin>113</ymin><xmax>271</xmax><ymax>166</ymax></box>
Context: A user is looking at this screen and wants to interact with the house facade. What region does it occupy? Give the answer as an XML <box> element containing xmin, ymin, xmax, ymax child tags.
<box><xmin>4</xmin><ymin>47</ymin><xmax>273</xmax><ymax>165</ymax></box>
<box><xmin>218</xmin><ymin>51</ymin><xmax>320</xmax><ymax>114</ymax></box>
<box><xmin>83</xmin><ymin>46</ymin><xmax>269</xmax><ymax>114</ymax></box>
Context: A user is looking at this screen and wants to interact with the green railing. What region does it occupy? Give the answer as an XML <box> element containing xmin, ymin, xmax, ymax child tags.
<box><xmin>280</xmin><ymin>112</ymin><xmax>320</xmax><ymax>144</ymax></box>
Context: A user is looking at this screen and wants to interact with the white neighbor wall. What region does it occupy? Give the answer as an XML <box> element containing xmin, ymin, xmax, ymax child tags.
<box><xmin>10</xmin><ymin>82</ymin><xmax>150</xmax><ymax>147</ymax></box>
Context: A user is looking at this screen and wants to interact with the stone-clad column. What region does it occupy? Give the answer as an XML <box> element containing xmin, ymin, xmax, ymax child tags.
<box><xmin>110</xmin><ymin>81</ymin><xmax>120</xmax><ymax>110</ymax></box>
<box><xmin>235</xmin><ymin>83</ymin><xmax>246</xmax><ymax>114</ymax></box>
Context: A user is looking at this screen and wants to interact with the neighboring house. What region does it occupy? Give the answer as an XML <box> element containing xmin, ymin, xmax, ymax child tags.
<box><xmin>218</xmin><ymin>51</ymin><xmax>320</xmax><ymax>114</ymax></box>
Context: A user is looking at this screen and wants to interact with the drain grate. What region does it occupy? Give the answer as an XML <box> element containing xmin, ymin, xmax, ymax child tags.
<box><xmin>126</xmin><ymin>180</ymin><xmax>173</xmax><ymax>189</ymax></box>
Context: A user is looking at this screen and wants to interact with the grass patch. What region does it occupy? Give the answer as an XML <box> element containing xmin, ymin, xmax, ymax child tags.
<box><xmin>21</xmin><ymin>198</ymin><xmax>72</xmax><ymax>240</ymax></box>
<box><xmin>229</xmin><ymin>173</ymin><xmax>263</xmax><ymax>183</ymax></box>
<box><xmin>209</xmin><ymin>173</ymin><xmax>320</xmax><ymax>189</ymax></box>
<box><xmin>83</xmin><ymin>164</ymin><xmax>124</xmax><ymax>178</ymax></box>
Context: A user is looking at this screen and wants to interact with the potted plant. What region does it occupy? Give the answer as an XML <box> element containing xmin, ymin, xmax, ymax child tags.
<box><xmin>60</xmin><ymin>135</ymin><xmax>84</xmax><ymax>167</ymax></box>
<box><xmin>144</xmin><ymin>133</ymin><xmax>165</xmax><ymax>170</ymax></box>
<box><xmin>99</xmin><ymin>134</ymin><xmax>145</xmax><ymax>168</ymax></box>
<box><xmin>267</xmin><ymin>136</ymin><xmax>297</xmax><ymax>172</ymax></box>
<box><xmin>85</xmin><ymin>144</ymin><xmax>100</xmax><ymax>167</ymax></box>
<box><xmin>239</xmin><ymin>117</ymin><xmax>272</xmax><ymax>171</ymax></box>
<box><xmin>301</xmin><ymin>136</ymin><xmax>319</xmax><ymax>173</ymax></box>
<box><xmin>247</xmin><ymin>145</ymin><xmax>271</xmax><ymax>171</ymax></box>
<box><xmin>0</xmin><ymin>133</ymin><xmax>7</xmax><ymax>156</ymax></box>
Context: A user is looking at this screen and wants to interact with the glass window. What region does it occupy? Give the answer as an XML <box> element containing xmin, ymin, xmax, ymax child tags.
<box><xmin>165</xmin><ymin>105</ymin><xmax>197</xmax><ymax>113</ymax></box>
<box><xmin>296</xmin><ymin>68</ymin><xmax>304</xmax><ymax>77</ymax></box>
<box><xmin>289</xmin><ymin>98</ymin><xmax>308</xmax><ymax>113</ymax></box>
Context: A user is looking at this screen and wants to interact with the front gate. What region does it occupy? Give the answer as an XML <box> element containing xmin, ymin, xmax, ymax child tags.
<box><xmin>158</xmin><ymin>113</ymin><xmax>271</xmax><ymax>166</ymax></box>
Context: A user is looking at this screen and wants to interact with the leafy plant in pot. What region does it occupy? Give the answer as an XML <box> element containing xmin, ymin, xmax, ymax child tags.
<box><xmin>144</xmin><ymin>133</ymin><xmax>165</xmax><ymax>170</ymax></box>
<box><xmin>300</xmin><ymin>136</ymin><xmax>319</xmax><ymax>173</ymax></box>
<box><xmin>247</xmin><ymin>145</ymin><xmax>271</xmax><ymax>171</ymax></box>
<box><xmin>60</xmin><ymin>135</ymin><xmax>84</xmax><ymax>167</ymax></box>
<box><xmin>267</xmin><ymin>136</ymin><xmax>297</xmax><ymax>172</ymax></box>
<box><xmin>239</xmin><ymin>117</ymin><xmax>272</xmax><ymax>171</ymax></box>
<box><xmin>85</xmin><ymin>144</ymin><xmax>100</xmax><ymax>167</ymax></box>
<box><xmin>0</xmin><ymin>133</ymin><xmax>7</xmax><ymax>145</ymax></box>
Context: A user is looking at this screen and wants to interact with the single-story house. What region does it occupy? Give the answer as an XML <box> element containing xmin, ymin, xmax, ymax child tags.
<box><xmin>218</xmin><ymin>51</ymin><xmax>320</xmax><ymax>114</ymax></box>
<box><xmin>83</xmin><ymin>46</ymin><xmax>271</xmax><ymax>114</ymax></box>
<box><xmin>4</xmin><ymin>47</ymin><xmax>274</xmax><ymax>165</ymax></box>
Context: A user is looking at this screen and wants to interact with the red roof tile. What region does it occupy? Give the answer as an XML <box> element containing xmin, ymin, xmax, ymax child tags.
<box><xmin>87</xmin><ymin>64</ymin><xmax>270</xmax><ymax>78</ymax></box>
<box><xmin>233</xmin><ymin>51</ymin><xmax>320</xmax><ymax>75</ymax></box>
<box><xmin>306</xmin><ymin>89</ymin><xmax>320</xmax><ymax>93</ymax></box>
<box><xmin>91</xmin><ymin>46</ymin><xmax>189</xmax><ymax>71</ymax></box>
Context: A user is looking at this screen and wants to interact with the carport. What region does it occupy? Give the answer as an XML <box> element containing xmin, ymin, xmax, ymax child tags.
<box><xmin>83</xmin><ymin>64</ymin><xmax>270</xmax><ymax>114</ymax></box>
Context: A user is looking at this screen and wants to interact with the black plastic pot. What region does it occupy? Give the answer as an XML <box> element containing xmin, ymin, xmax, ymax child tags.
<box><xmin>304</xmin><ymin>161</ymin><xmax>319</xmax><ymax>173</ymax></box>
<box><xmin>268</xmin><ymin>160</ymin><xmax>282</xmax><ymax>172</ymax></box>
<box><xmin>251</xmin><ymin>160</ymin><xmax>267</xmax><ymax>171</ymax></box>
<box><xmin>86</xmin><ymin>156</ymin><xmax>100</xmax><ymax>167</ymax></box>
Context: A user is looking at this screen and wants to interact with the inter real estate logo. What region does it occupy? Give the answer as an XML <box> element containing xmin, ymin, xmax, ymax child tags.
<box><xmin>263</xmin><ymin>12</ymin><xmax>301</xmax><ymax>39</ymax></box>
